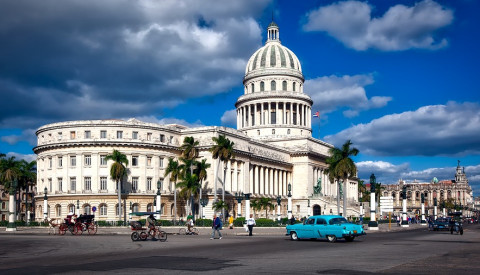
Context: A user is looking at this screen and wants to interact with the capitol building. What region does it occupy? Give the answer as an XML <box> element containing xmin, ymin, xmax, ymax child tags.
<box><xmin>34</xmin><ymin>22</ymin><xmax>360</xmax><ymax>221</ymax></box>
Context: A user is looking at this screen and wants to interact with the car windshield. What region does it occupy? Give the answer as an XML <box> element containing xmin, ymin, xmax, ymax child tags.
<box><xmin>329</xmin><ymin>217</ymin><xmax>348</xmax><ymax>225</ymax></box>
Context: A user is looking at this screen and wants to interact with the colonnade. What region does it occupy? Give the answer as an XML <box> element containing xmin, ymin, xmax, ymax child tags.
<box><xmin>312</xmin><ymin>167</ymin><xmax>336</xmax><ymax>197</ymax></box>
<box><xmin>388</xmin><ymin>188</ymin><xmax>468</xmax><ymax>207</ymax></box>
<box><xmin>248</xmin><ymin>164</ymin><xmax>290</xmax><ymax>196</ymax></box>
<box><xmin>237</xmin><ymin>101</ymin><xmax>311</xmax><ymax>129</ymax></box>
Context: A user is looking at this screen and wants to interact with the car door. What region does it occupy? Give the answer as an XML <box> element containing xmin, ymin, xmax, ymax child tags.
<box><xmin>301</xmin><ymin>217</ymin><xmax>316</xmax><ymax>238</ymax></box>
<box><xmin>314</xmin><ymin>218</ymin><xmax>328</xmax><ymax>238</ymax></box>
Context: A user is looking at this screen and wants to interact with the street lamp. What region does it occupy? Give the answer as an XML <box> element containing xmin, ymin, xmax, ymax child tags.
<box><xmin>200</xmin><ymin>197</ymin><xmax>208</xmax><ymax>219</ymax></box>
<box><xmin>43</xmin><ymin>187</ymin><xmax>48</xmax><ymax>220</ymax></box>
<box><xmin>77</xmin><ymin>199</ymin><xmax>80</xmax><ymax>215</ymax></box>
<box><xmin>420</xmin><ymin>193</ymin><xmax>426</xmax><ymax>225</ymax></box>
<box><xmin>6</xmin><ymin>179</ymin><xmax>18</xmax><ymax>231</ymax></box>
<box><xmin>276</xmin><ymin>196</ymin><xmax>281</xmax><ymax>222</ymax></box>
<box><xmin>368</xmin><ymin>174</ymin><xmax>379</xmax><ymax>230</ymax></box>
<box><xmin>401</xmin><ymin>185</ymin><xmax>409</xmax><ymax>227</ymax></box>
<box><xmin>234</xmin><ymin>192</ymin><xmax>244</xmax><ymax>218</ymax></box>
<box><xmin>287</xmin><ymin>183</ymin><xmax>292</xmax><ymax>219</ymax></box>
<box><xmin>307</xmin><ymin>199</ymin><xmax>311</xmax><ymax>217</ymax></box>
<box><xmin>155</xmin><ymin>180</ymin><xmax>161</xmax><ymax>219</ymax></box>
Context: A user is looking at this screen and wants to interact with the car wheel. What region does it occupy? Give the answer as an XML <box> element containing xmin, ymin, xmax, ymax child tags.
<box><xmin>290</xmin><ymin>232</ymin><xmax>299</xmax><ymax>241</ymax></box>
<box><xmin>345</xmin><ymin>236</ymin><xmax>355</xmax><ymax>242</ymax></box>
<box><xmin>327</xmin><ymin>235</ymin><xmax>337</xmax><ymax>243</ymax></box>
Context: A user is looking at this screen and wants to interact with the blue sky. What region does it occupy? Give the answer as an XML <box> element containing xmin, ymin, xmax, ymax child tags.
<box><xmin>1</xmin><ymin>0</ymin><xmax>479</xmax><ymax>195</ymax></box>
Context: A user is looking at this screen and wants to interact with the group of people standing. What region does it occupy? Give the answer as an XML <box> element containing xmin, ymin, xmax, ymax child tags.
<box><xmin>210</xmin><ymin>213</ymin><xmax>256</xmax><ymax>239</ymax></box>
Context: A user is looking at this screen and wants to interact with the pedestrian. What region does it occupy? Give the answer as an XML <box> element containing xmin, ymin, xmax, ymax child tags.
<box><xmin>290</xmin><ymin>216</ymin><xmax>295</xmax><ymax>225</ymax></box>
<box><xmin>210</xmin><ymin>214</ymin><xmax>223</xmax><ymax>240</ymax></box>
<box><xmin>229</xmin><ymin>215</ymin><xmax>234</xmax><ymax>229</ymax></box>
<box><xmin>246</xmin><ymin>214</ymin><xmax>256</xmax><ymax>236</ymax></box>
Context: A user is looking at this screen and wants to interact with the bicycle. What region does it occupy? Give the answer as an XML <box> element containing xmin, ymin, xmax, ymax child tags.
<box><xmin>178</xmin><ymin>226</ymin><xmax>199</xmax><ymax>235</ymax></box>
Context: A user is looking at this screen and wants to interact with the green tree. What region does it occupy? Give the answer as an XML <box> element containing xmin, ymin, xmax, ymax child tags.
<box><xmin>209</xmin><ymin>135</ymin><xmax>235</xmax><ymax>220</ymax></box>
<box><xmin>180</xmin><ymin>136</ymin><xmax>199</xmax><ymax>160</ymax></box>
<box><xmin>176</xmin><ymin>173</ymin><xmax>200</xmax><ymax>218</ymax></box>
<box><xmin>194</xmin><ymin>158</ymin><xmax>211</xmax><ymax>218</ymax></box>
<box><xmin>358</xmin><ymin>180</ymin><xmax>370</xmax><ymax>203</ymax></box>
<box><xmin>0</xmin><ymin>156</ymin><xmax>21</xmax><ymax>190</ymax></box>
<box><xmin>105</xmin><ymin>150</ymin><xmax>128</xmax><ymax>220</ymax></box>
<box><xmin>326</xmin><ymin>140</ymin><xmax>359</xmax><ymax>216</ymax></box>
<box><xmin>164</xmin><ymin>157</ymin><xmax>181</xmax><ymax>224</ymax></box>
<box><xmin>19</xmin><ymin>159</ymin><xmax>36</xmax><ymax>221</ymax></box>
<box><xmin>258</xmin><ymin>197</ymin><xmax>275</xmax><ymax>219</ymax></box>
<box><xmin>212</xmin><ymin>199</ymin><xmax>228</xmax><ymax>216</ymax></box>
<box><xmin>249</xmin><ymin>199</ymin><xmax>261</xmax><ymax>219</ymax></box>
<box><xmin>374</xmin><ymin>182</ymin><xmax>385</xmax><ymax>206</ymax></box>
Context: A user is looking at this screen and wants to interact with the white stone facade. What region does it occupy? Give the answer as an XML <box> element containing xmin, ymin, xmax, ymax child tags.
<box><xmin>34</xmin><ymin>22</ymin><xmax>360</xmax><ymax>221</ymax></box>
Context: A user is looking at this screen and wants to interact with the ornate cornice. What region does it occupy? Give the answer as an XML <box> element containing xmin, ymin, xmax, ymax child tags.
<box><xmin>235</xmin><ymin>91</ymin><xmax>312</xmax><ymax>107</ymax></box>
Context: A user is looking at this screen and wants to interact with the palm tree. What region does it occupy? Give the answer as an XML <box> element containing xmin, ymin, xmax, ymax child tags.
<box><xmin>194</xmin><ymin>159</ymin><xmax>211</xmax><ymax>219</ymax></box>
<box><xmin>180</xmin><ymin>136</ymin><xmax>199</xmax><ymax>160</ymax></box>
<box><xmin>105</xmin><ymin>150</ymin><xmax>128</xmax><ymax>221</ymax></box>
<box><xmin>249</xmin><ymin>199</ymin><xmax>261</xmax><ymax>219</ymax></box>
<box><xmin>325</xmin><ymin>153</ymin><xmax>341</xmax><ymax>215</ymax></box>
<box><xmin>164</xmin><ymin>157</ymin><xmax>181</xmax><ymax>224</ymax></box>
<box><xmin>358</xmin><ymin>180</ymin><xmax>370</xmax><ymax>203</ymax></box>
<box><xmin>0</xmin><ymin>156</ymin><xmax>21</xmax><ymax>190</ymax></box>
<box><xmin>212</xmin><ymin>199</ymin><xmax>228</xmax><ymax>216</ymax></box>
<box><xmin>176</xmin><ymin>173</ymin><xmax>200</xmax><ymax>218</ymax></box>
<box><xmin>19</xmin><ymin>160</ymin><xmax>36</xmax><ymax>221</ymax></box>
<box><xmin>326</xmin><ymin>140</ymin><xmax>359</xmax><ymax>216</ymax></box>
<box><xmin>374</xmin><ymin>182</ymin><xmax>385</xmax><ymax>206</ymax></box>
<box><xmin>258</xmin><ymin>197</ymin><xmax>275</xmax><ymax>219</ymax></box>
<box><xmin>209</xmin><ymin>135</ymin><xmax>235</xmax><ymax>220</ymax></box>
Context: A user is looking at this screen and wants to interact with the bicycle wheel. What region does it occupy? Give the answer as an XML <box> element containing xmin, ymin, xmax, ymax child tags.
<box><xmin>59</xmin><ymin>224</ymin><xmax>67</xmax><ymax>235</ymax></box>
<box><xmin>131</xmin><ymin>232</ymin><xmax>140</xmax><ymax>241</ymax></box>
<box><xmin>140</xmin><ymin>232</ymin><xmax>148</xmax><ymax>241</ymax></box>
<box><xmin>158</xmin><ymin>231</ymin><xmax>168</xmax><ymax>242</ymax></box>
<box><xmin>193</xmin><ymin>228</ymin><xmax>199</xmax><ymax>235</ymax></box>
<box><xmin>87</xmin><ymin>223</ymin><xmax>98</xmax><ymax>235</ymax></box>
<box><xmin>74</xmin><ymin>224</ymin><xmax>83</xmax><ymax>235</ymax></box>
<box><xmin>179</xmin><ymin>228</ymin><xmax>186</xmax><ymax>235</ymax></box>
<box><xmin>68</xmin><ymin>224</ymin><xmax>75</xmax><ymax>235</ymax></box>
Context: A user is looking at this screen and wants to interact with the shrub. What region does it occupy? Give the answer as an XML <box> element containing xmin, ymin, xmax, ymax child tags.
<box><xmin>255</xmin><ymin>218</ymin><xmax>277</xmax><ymax>227</ymax></box>
<box><xmin>157</xmin><ymin>219</ymin><xmax>173</xmax><ymax>226</ymax></box>
<box><xmin>0</xmin><ymin>220</ymin><xmax>8</xmax><ymax>226</ymax></box>
<box><xmin>194</xmin><ymin>219</ymin><xmax>212</xmax><ymax>227</ymax></box>
<box><xmin>28</xmin><ymin>221</ymin><xmax>40</xmax><ymax>226</ymax></box>
<box><xmin>233</xmin><ymin>217</ymin><xmax>245</xmax><ymax>227</ymax></box>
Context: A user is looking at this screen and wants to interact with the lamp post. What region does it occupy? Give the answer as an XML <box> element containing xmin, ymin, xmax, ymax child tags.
<box><xmin>6</xmin><ymin>179</ymin><xmax>18</xmax><ymax>231</ymax></box>
<box><xmin>156</xmin><ymin>180</ymin><xmax>162</xmax><ymax>219</ymax></box>
<box><xmin>43</xmin><ymin>187</ymin><xmax>48</xmax><ymax>220</ymax></box>
<box><xmin>307</xmin><ymin>199</ymin><xmax>311</xmax><ymax>217</ymax></box>
<box><xmin>368</xmin><ymin>174</ymin><xmax>378</xmax><ymax>230</ymax></box>
<box><xmin>200</xmin><ymin>197</ymin><xmax>208</xmax><ymax>219</ymax></box>
<box><xmin>421</xmin><ymin>193</ymin><xmax>426</xmax><ymax>225</ymax></box>
<box><xmin>244</xmin><ymin>193</ymin><xmax>251</xmax><ymax>219</ymax></box>
<box><xmin>287</xmin><ymin>183</ymin><xmax>292</xmax><ymax>219</ymax></box>
<box><xmin>434</xmin><ymin>197</ymin><xmax>438</xmax><ymax>220</ymax></box>
<box><xmin>401</xmin><ymin>185</ymin><xmax>409</xmax><ymax>227</ymax></box>
<box><xmin>76</xmin><ymin>199</ymin><xmax>79</xmax><ymax>215</ymax></box>
<box><xmin>234</xmin><ymin>192</ymin><xmax>244</xmax><ymax>218</ymax></box>
<box><xmin>276</xmin><ymin>196</ymin><xmax>281</xmax><ymax>222</ymax></box>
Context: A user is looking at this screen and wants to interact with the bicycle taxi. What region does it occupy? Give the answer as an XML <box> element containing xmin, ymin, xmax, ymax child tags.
<box><xmin>129</xmin><ymin>212</ymin><xmax>167</xmax><ymax>242</ymax></box>
<box><xmin>59</xmin><ymin>213</ymin><xmax>98</xmax><ymax>235</ymax></box>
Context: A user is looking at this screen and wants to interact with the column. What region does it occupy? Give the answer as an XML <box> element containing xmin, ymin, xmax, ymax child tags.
<box><xmin>296</xmin><ymin>103</ymin><xmax>299</xmax><ymax>125</ymax></box>
<box><xmin>273</xmin><ymin>169</ymin><xmax>277</xmax><ymax>195</ymax></box>
<box><xmin>290</xmin><ymin>103</ymin><xmax>293</xmax><ymax>125</ymax></box>
<box><xmin>233</xmin><ymin>161</ymin><xmax>238</xmax><ymax>192</ymax></box>
<box><xmin>275</xmin><ymin>102</ymin><xmax>279</xmax><ymax>125</ymax></box>
<box><xmin>248</xmin><ymin>163</ymin><xmax>253</xmax><ymax>194</ymax></box>
<box><xmin>245</xmin><ymin>193</ymin><xmax>251</xmax><ymax>220</ymax></box>
<box><xmin>259</xmin><ymin>166</ymin><xmax>264</xmax><ymax>195</ymax></box>
<box><xmin>254</xmin><ymin>165</ymin><xmax>259</xmax><ymax>194</ymax></box>
<box><xmin>261</xmin><ymin>102</ymin><xmax>264</xmax><ymax>125</ymax></box>
<box><xmin>254</xmin><ymin>103</ymin><xmax>257</xmax><ymax>126</ymax></box>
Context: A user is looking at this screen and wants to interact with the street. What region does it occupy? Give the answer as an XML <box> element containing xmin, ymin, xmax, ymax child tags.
<box><xmin>1</xmin><ymin>224</ymin><xmax>479</xmax><ymax>274</ymax></box>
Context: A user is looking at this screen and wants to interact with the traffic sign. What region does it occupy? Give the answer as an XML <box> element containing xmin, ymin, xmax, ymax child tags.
<box><xmin>380</xmin><ymin>196</ymin><xmax>394</xmax><ymax>213</ymax></box>
<box><xmin>92</xmin><ymin>206</ymin><xmax>97</xmax><ymax>212</ymax></box>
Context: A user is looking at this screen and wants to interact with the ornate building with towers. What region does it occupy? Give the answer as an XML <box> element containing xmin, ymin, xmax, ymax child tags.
<box><xmin>33</xmin><ymin>22</ymin><xmax>360</xmax><ymax>222</ymax></box>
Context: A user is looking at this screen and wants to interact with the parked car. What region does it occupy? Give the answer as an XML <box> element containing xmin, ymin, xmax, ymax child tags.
<box><xmin>286</xmin><ymin>215</ymin><xmax>366</xmax><ymax>242</ymax></box>
<box><xmin>431</xmin><ymin>218</ymin><xmax>451</xmax><ymax>231</ymax></box>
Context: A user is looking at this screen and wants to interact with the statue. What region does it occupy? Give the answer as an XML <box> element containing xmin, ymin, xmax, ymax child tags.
<box><xmin>313</xmin><ymin>178</ymin><xmax>322</xmax><ymax>195</ymax></box>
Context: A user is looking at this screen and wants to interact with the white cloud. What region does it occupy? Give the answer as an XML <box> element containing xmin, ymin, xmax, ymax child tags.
<box><xmin>305</xmin><ymin>74</ymin><xmax>391</xmax><ymax>117</ymax></box>
<box><xmin>1</xmin><ymin>129</ymin><xmax>37</xmax><ymax>146</ymax></box>
<box><xmin>303</xmin><ymin>0</ymin><xmax>453</xmax><ymax>51</ymax></box>
<box><xmin>220</xmin><ymin>109</ymin><xmax>237</xmax><ymax>126</ymax></box>
<box><xmin>5</xmin><ymin>152</ymin><xmax>37</xmax><ymax>163</ymax></box>
<box><xmin>325</xmin><ymin>102</ymin><xmax>480</xmax><ymax>157</ymax></box>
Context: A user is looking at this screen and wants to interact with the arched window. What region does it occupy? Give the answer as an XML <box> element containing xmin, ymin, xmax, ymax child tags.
<box><xmin>83</xmin><ymin>204</ymin><xmax>91</xmax><ymax>215</ymax></box>
<box><xmin>271</xmin><ymin>81</ymin><xmax>276</xmax><ymax>91</ymax></box>
<box><xmin>293</xmin><ymin>82</ymin><xmax>296</xmax><ymax>91</ymax></box>
<box><xmin>99</xmin><ymin>204</ymin><xmax>108</xmax><ymax>216</ymax></box>
<box><xmin>170</xmin><ymin>203</ymin><xmax>175</xmax><ymax>216</ymax></box>
<box><xmin>260</xmin><ymin>81</ymin><xmax>265</xmax><ymax>91</ymax></box>
<box><xmin>147</xmin><ymin>203</ymin><xmax>153</xmax><ymax>212</ymax></box>
<box><xmin>161</xmin><ymin>203</ymin><xmax>165</xmax><ymax>214</ymax></box>
<box><xmin>251</xmin><ymin>83</ymin><xmax>255</xmax><ymax>93</ymax></box>
<box><xmin>68</xmin><ymin>204</ymin><xmax>75</xmax><ymax>214</ymax></box>
<box><xmin>132</xmin><ymin>203</ymin><xmax>139</xmax><ymax>213</ymax></box>
<box><xmin>56</xmin><ymin>204</ymin><xmax>62</xmax><ymax>217</ymax></box>
<box><xmin>282</xmin><ymin>81</ymin><xmax>287</xmax><ymax>91</ymax></box>
<box><xmin>115</xmin><ymin>204</ymin><xmax>124</xmax><ymax>216</ymax></box>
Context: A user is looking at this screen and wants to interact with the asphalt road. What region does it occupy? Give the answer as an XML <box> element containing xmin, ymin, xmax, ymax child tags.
<box><xmin>1</xmin><ymin>224</ymin><xmax>479</xmax><ymax>274</ymax></box>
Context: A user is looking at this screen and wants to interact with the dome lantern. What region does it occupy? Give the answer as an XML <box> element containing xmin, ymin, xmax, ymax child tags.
<box><xmin>267</xmin><ymin>21</ymin><xmax>279</xmax><ymax>43</ymax></box>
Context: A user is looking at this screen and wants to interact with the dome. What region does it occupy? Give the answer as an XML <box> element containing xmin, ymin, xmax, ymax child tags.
<box><xmin>244</xmin><ymin>22</ymin><xmax>302</xmax><ymax>76</ymax></box>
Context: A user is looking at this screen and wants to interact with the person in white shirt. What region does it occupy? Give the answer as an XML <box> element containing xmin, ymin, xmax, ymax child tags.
<box><xmin>246</xmin><ymin>214</ymin><xmax>256</xmax><ymax>236</ymax></box>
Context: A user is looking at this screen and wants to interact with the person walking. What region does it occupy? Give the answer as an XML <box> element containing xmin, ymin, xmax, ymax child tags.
<box><xmin>229</xmin><ymin>215</ymin><xmax>234</xmax><ymax>229</ymax></box>
<box><xmin>211</xmin><ymin>214</ymin><xmax>223</xmax><ymax>240</ymax></box>
<box><xmin>246</xmin><ymin>214</ymin><xmax>256</xmax><ymax>236</ymax></box>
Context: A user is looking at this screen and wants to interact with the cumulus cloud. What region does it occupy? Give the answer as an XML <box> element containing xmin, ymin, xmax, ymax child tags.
<box><xmin>303</xmin><ymin>0</ymin><xmax>453</xmax><ymax>51</ymax></box>
<box><xmin>305</xmin><ymin>74</ymin><xmax>391</xmax><ymax>117</ymax></box>
<box><xmin>1</xmin><ymin>129</ymin><xmax>37</xmax><ymax>146</ymax></box>
<box><xmin>0</xmin><ymin>0</ymin><xmax>270</xmax><ymax>129</ymax></box>
<box><xmin>5</xmin><ymin>152</ymin><xmax>37</xmax><ymax>163</ymax></box>
<box><xmin>325</xmin><ymin>102</ymin><xmax>480</xmax><ymax>157</ymax></box>
<box><xmin>220</xmin><ymin>109</ymin><xmax>237</xmax><ymax>126</ymax></box>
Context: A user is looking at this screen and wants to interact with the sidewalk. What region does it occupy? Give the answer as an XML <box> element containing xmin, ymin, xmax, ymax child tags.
<box><xmin>1</xmin><ymin>223</ymin><xmax>423</xmax><ymax>236</ymax></box>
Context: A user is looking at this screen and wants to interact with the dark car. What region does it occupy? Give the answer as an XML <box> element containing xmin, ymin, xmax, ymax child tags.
<box><xmin>431</xmin><ymin>218</ymin><xmax>451</xmax><ymax>231</ymax></box>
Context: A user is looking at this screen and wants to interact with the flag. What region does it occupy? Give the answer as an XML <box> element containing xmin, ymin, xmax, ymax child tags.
<box><xmin>313</xmin><ymin>111</ymin><xmax>319</xmax><ymax>117</ymax></box>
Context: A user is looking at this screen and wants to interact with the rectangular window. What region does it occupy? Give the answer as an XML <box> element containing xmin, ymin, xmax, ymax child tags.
<box><xmin>160</xmin><ymin>134</ymin><xmax>165</xmax><ymax>143</ymax></box>
<box><xmin>100</xmin><ymin>130</ymin><xmax>107</xmax><ymax>139</ymax></box>
<box><xmin>147</xmin><ymin>177</ymin><xmax>152</xmax><ymax>191</ymax></box>
<box><xmin>147</xmin><ymin>157</ymin><xmax>152</xmax><ymax>166</ymax></box>
<box><xmin>48</xmin><ymin>178</ymin><xmax>52</xmax><ymax>192</ymax></box>
<box><xmin>271</xmin><ymin>112</ymin><xmax>276</xmax><ymax>124</ymax></box>
<box><xmin>116</xmin><ymin>131</ymin><xmax>123</xmax><ymax>139</ymax></box>
<box><xmin>100</xmin><ymin>155</ymin><xmax>107</xmax><ymax>166</ymax></box>
<box><xmin>100</xmin><ymin>205</ymin><xmax>107</xmax><ymax>216</ymax></box>
<box><xmin>84</xmin><ymin>155</ymin><xmax>91</xmax><ymax>166</ymax></box>
<box><xmin>48</xmin><ymin>157</ymin><xmax>52</xmax><ymax>169</ymax></box>
<box><xmin>58</xmin><ymin>132</ymin><xmax>63</xmax><ymax>140</ymax></box>
<box><xmin>100</xmin><ymin>177</ymin><xmax>107</xmax><ymax>190</ymax></box>
<box><xmin>147</xmin><ymin>133</ymin><xmax>152</xmax><ymax>141</ymax></box>
<box><xmin>58</xmin><ymin>156</ymin><xmax>63</xmax><ymax>168</ymax></box>
<box><xmin>57</xmin><ymin>178</ymin><xmax>63</xmax><ymax>192</ymax></box>
<box><xmin>70</xmin><ymin>177</ymin><xmax>76</xmax><ymax>191</ymax></box>
<box><xmin>70</xmin><ymin>131</ymin><xmax>76</xmax><ymax>139</ymax></box>
<box><xmin>159</xmin><ymin>157</ymin><xmax>164</xmax><ymax>168</ymax></box>
<box><xmin>84</xmin><ymin>177</ymin><xmax>91</xmax><ymax>191</ymax></box>
<box><xmin>293</xmin><ymin>112</ymin><xmax>297</xmax><ymax>125</ymax></box>
<box><xmin>169</xmin><ymin>136</ymin><xmax>173</xmax><ymax>144</ymax></box>
<box><xmin>84</xmin><ymin>130</ymin><xmax>91</xmax><ymax>139</ymax></box>
<box><xmin>70</xmin><ymin>156</ymin><xmax>76</xmax><ymax>167</ymax></box>
<box><xmin>132</xmin><ymin>177</ymin><xmax>138</xmax><ymax>192</ymax></box>
<box><xmin>132</xmin><ymin>156</ymin><xmax>138</xmax><ymax>167</ymax></box>
<box><xmin>132</xmin><ymin>131</ymin><xmax>138</xmax><ymax>140</ymax></box>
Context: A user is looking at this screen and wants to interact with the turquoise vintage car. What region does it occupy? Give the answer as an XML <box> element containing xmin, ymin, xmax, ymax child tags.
<box><xmin>286</xmin><ymin>215</ymin><xmax>366</xmax><ymax>242</ymax></box>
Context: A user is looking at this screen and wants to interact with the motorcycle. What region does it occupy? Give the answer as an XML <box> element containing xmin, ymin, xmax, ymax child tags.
<box><xmin>450</xmin><ymin>221</ymin><xmax>463</xmax><ymax>235</ymax></box>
